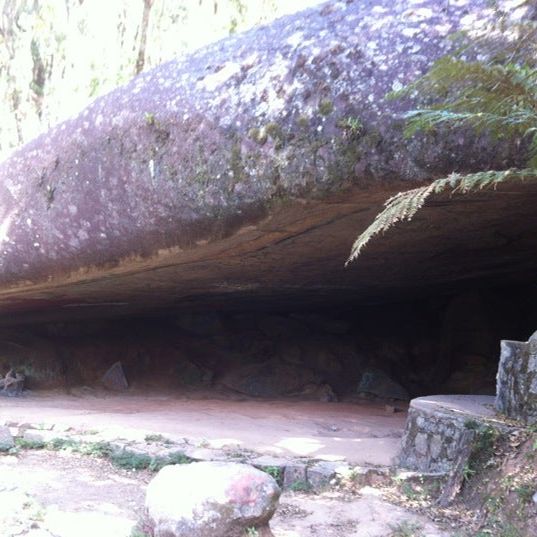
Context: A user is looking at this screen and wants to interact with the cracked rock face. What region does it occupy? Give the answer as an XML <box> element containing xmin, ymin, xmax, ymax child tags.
<box><xmin>0</xmin><ymin>0</ymin><xmax>536</xmax><ymax>322</ymax></box>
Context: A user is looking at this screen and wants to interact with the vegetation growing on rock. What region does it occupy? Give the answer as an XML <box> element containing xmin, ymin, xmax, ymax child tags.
<box><xmin>348</xmin><ymin>6</ymin><xmax>537</xmax><ymax>264</ymax></box>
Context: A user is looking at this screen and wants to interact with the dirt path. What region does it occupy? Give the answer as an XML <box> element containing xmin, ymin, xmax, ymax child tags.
<box><xmin>0</xmin><ymin>391</ymin><xmax>406</xmax><ymax>465</ymax></box>
<box><xmin>0</xmin><ymin>450</ymin><xmax>147</xmax><ymax>537</ymax></box>
<box><xmin>0</xmin><ymin>450</ymin><xmax>450</xmax><ymax>537</ymax></box>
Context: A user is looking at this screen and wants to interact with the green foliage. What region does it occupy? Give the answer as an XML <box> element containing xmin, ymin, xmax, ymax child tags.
<box><xmin>464</xmin><ymin>419</ymin><xmax>481</xmax><ymax>431</ymax></box>
<box><xmin>15</xmin><ymin>434</ymin><xmax>191</xmax><ymax>471</ymax></box>
<box><xmin>397</xmin><ymin>58</ymin><xmax>537</xmax><ymax>165</ymax></box>
<box><xmin>144</xmin><ymin>433</ymin><xmax>173</xmax><ymax>445</ymax></box>
<box><xmin>15</xmin><ymin>438</ymin><xmax>45</xmax><ymax>450</ymax></box>
<box><xmin>336</xmin><ymin>116</ymin><xmax>363</xmax><ymax>139</ymax></box>
<box><xmin>47</xmin><ymin>437</ymin><xmax>80</xmax><ymax>451</ymax></box>
<box><xmin>130</xmin><ymin>528</ymin><xmax>150</xmax><ymax>537</ymax></box>
<box><xmin>514</xmin><ymin>484</ymin><xmax>534</xmax><ymax>503</ymax></box>
<box><xmin>388</xmin><ymin>520</ymin><xmax>423</xmax><ymax>537</ymax></box>
<box><xmin>347</xmin><ymin>15</ymin><xmax>537</xmax><ymax>264</ymax></box>
<box><xmin>109</xmin><ymin>451</ymin><xmax>153</xmax><ymax>470</ymax></box>
<box><xmin>463</xmin><ymin>424</ymin><xmax>500</xmax><ymax>484</ymax></box>
<box><xmin>462</xmin><ymin>463</ymin><xmax>476</xmax><ymax>482</ymax></box>
<box><xmin>475</xmin><ymin>425</ymin><xmax>499</xmax><ymax>455</ymax></box>
<box><xmin>347</xmin><ymin>168</ymin><xmax>537</xmax><ymax>264</ymax></box>
<box><xmin>109</xmin><ymin>449</ymin><xmax>191</xmax><ymax>471</ymax></box>
<box><xmin>318</xmin><ymin>98</ymin><xmax>334</xmax><ymax>116</ymax></box>
<box><xmin>261</xmin><ymin>465</ymin><xmax>283</xmax><ymax>485</ymax></box>
<box><xmin>78</xmin><ymin>441</ymin><xmax>115</xmax><ymax>458</ymax></box>
<box><xmin>289</xmin><ymin>479</ymin><xmax>312</xmax><ymax>492</ymax></box>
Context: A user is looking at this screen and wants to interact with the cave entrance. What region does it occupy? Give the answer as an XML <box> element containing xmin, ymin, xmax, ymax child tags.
<box><xmin>0</xmin><ymin>281</ymin><xmax>535</xmax><ymax>465</ymax></box>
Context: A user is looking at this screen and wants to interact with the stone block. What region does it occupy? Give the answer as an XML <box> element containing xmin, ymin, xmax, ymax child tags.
<box><xmin>282</xmin><ymin>463</ymin><xmax>307</xmax><ymax>490</ymax></box>
<box><xmin>496</xmin><ymin>332</ymin><xmax>537</xmax><ymax>424</ymax></box>
<box><xmin>306</xmin><ymin>461</ymin><xmax>341</xmax><ymax>491</ymax></box>
<box><xmin>397</xmin><ymin>395</ymin><xmax>498</xmax><ymax>473</ymax></box>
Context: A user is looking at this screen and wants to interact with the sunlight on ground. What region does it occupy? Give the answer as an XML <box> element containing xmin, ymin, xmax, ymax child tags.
<box><xmin>208</xmin><ymin>437</ymin><xmax>243</xmax><ymax>449</ymax></box>
<box><xmin>45</xmin><ymin>510</ymin><xmax>134</xmax><ymax>537</ymax></box>
<box><xmin>272</xmin><ymin>531</ymin><xmax>301</xmax><ymax>537</ymax></box>
<box><xmin>275</xmin><ymin>437</ymin><xmax>324</xmax><ymax>456</ymax></box>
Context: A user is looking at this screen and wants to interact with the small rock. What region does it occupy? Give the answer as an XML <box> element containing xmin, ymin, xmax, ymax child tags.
<box><xmin>283</xmin><ymin>464</ymin><xmax>307</xmax><ymax>490</ymax></box>
<box><xmin>183</xmin><ymin>447</ymin><xmax>227</xmax><ymax>462</ymax></box>
<box><xmin>307</xmin><ymin>461</ymin><xmax>342</xmax><ymax>492</ymax></box>
<box><xmin>145</xmin><ymin>462</ymin><xmax>280</xmax><ymax>537</ymax></box>
<box><xmin>220</xmin><ymin>361</ymin><xmax>320</xmax><ymax>398</ymax></box>
<box><xmin>176</xmin><ymin>359</ymin><xmax>213</xmax><ymax>386</ymax></box>
<box><xmin>0</xmin><ymin>424</ymin><xmax>14</xmax><ymax>451</ymax></box>
<box><xmin>532</xmin><ymin>491</ymin><xmax>537</xmax><ymax>504</ymax></box>
<box><xmin>250</xmin><ymin>455</ymin><xmax>286</xmax><ymax>469</ymax></box>
<box><xmin>357</xmin><ymin>368</ymin><xmax>409</xmax><ymax>400</ymax></box>
<box><xmin>101</xmin><ymin>361</ymin><xmax>128</xmax><ymax>391</ymax></box>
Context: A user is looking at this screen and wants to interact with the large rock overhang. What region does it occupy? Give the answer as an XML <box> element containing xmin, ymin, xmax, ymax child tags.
<box><xmin>0</xmin><ymin>0</ymin><xmax>536</xmax><ymax>324</ymax></box>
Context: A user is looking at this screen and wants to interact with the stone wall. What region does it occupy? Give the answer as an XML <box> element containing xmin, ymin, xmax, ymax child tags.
<box><xmin>397</xmin><ymin>395</ymin><xmax>503</xmax><ymax>473</ymax></box>
<box><xmin>496</xmin><ymin>332</ymin><xmax>537</xmax><ymax>425</ymax></box>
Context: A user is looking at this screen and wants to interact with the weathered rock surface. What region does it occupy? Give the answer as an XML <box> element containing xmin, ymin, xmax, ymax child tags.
<box><xmin>101</xmin><ymin>361</ymin><xmax>129</xmax><ymax>391</ymax></box>
<box><xmin>496</xmin><ymin>332</ymin><xmax>537</xmax><ymax>424</ymax></box>
<box><xmin>0</xmin><ymin>369</ymin><xmax>25</xmax><ymax>396</ymax></box>
<box><xmin>0</xmin><ymin>1</ymin><xmax>536</xmax><ymax>323</ymax></box>
<box><xmin>220</xmin><ymin>361</ymin><xmax>321</xmax><ymax>398</ymax></box>
<box><xmin>357</xmin><ymin>368</ymin><xmax>409</xmax><ymax>401</ymax></box>
<box><xmin>144</xmin><ymin>462</ymin><xmax>280</xmax><ymax>537</ymax></box>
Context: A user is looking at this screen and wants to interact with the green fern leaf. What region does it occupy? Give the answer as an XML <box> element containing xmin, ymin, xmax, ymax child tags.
<box><xmin>346</xmin><ymin>169</ymin><xmax>537</xmax><ymax>265</ymax></box>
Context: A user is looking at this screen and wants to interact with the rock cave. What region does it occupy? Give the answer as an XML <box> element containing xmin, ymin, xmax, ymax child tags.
<box><xmin>2</xmin><ymin>1</ymin><xmax>537</xmax><ymax>535</ymax></box>
<box><xmin>0</xmin><ymin>0</ymin><xmax>537</xmax><ymax>469</ymax></box>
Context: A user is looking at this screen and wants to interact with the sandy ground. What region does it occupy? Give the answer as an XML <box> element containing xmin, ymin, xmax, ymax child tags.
<box><xmin>0</xmin><ymin>450</ymin><xmax>450</xmax><ymax>537</ymax></box>
<box><xmin>0</xmin><ymin>391</ymin><xmax>407</xmax><ymax>465</ymax></box>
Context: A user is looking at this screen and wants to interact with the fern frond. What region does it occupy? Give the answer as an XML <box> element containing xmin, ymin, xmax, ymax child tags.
<box><xmin>346</xmin><ymin>168</ymin><xmax>537</xmax><ymax>265</ymax></box>
<box><xmin>347</xmin><ymin>15</ymin><xmax>537</xmax><ymax>266</ymax></box>
<box><xmin>399</xmin><ymin>58</ymin><xmax>537</xmax><ymax>144</ymax></box>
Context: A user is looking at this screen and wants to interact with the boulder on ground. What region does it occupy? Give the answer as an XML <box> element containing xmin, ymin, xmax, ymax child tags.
<box><xmin>356</xmin><ymin>368</ymin><xmax>409</xmax><ymax>401</ymax></box>
<box><xmin>175</xmin><ymin>358</ymin><xmax>213</xmax><ymax>387</ymax></box>
<box><xmin>219</xmin><ymin>361</ymin><xmax>320</xmax><ymax>397</ymax></box>
<box><xmin>144</xmin><ymin>461</ymin><xmax>280</xmax><ymax>537</ymax></box>
<box><xmin>101</xmin><ymin>361</ymin><xmax>128</xmax><ymax>391</ymax></box>
<box><xmin>0</xmin><ymin>369</ymin><xmax>25</xmax><ymax>396</ymax></box>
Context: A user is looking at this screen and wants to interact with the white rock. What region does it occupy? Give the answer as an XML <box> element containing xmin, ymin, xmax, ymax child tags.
<box><xmin>145</xmin><ymin>462</ymin><xmax>280</xmax><ymax>537</ymax></box>
<box><xmin>0</xmin><ymin>425</ymin><xmax>14</xmax><ymax>451</ymax></box>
